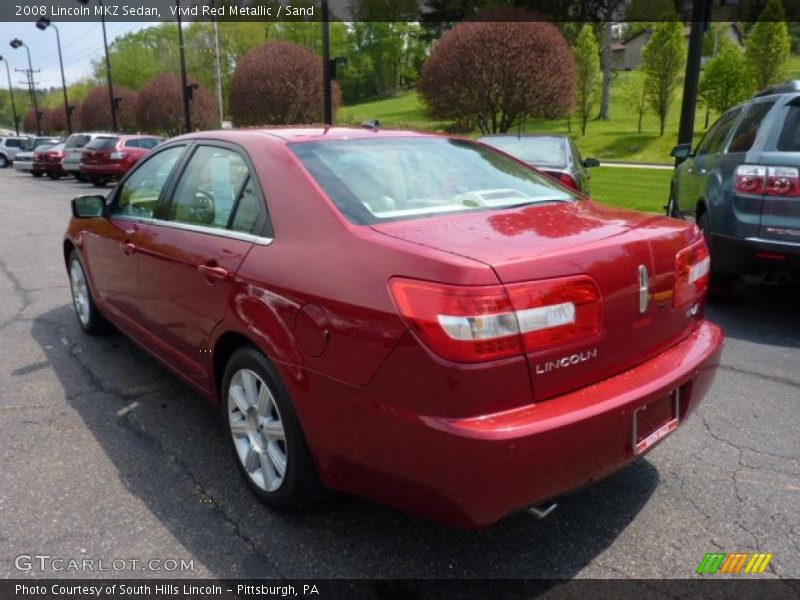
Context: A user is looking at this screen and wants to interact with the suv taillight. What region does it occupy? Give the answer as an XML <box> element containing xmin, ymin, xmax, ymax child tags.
<box><xmin>389</xmin><ymin>276</ymin><xmax>603</xmax><ymax>363</ymax></box>
<box><xmin>734</xmin><ymin>165</ymin><xmax>800</xmax><ymax>197</ymax></box>
<box><xmin>673</xmin><ymin>240</ymin><xmax>710</xmax><ymax>309</ymax></box>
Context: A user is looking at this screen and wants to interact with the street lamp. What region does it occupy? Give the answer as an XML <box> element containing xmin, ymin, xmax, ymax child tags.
<box><xmin>0</xmin><ymin>56</ymin><xmax>20</xmax><ymax>135</ymax></box>
<box><xmin>322</xmin><ymin>0</ymin><xmax>332</xmax><ymax>125</ymax></box>
<box><xmin>77</xmin><ymin>0</ymin><xmax>117</xmax><ymax>131</ymax></box>
<box><xmin>176</xmin><ymin>0</ymin><xmax>192</xmax><ymax>133</ymax></box>
<box><xmin>36</xmin><ymin>17</ymin><xmax>72</xmax><ymax>134</ymax></box>
<box><xmin>9</xmin><ymin>38</ymin><xmax>41</xmax><ymax>135</ymax></box>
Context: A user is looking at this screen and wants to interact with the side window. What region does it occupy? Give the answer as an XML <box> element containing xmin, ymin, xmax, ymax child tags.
<box><xmin>6</xmin><ymin>138</ymin><xmax>23</xmax><ymax>148</ymax></box>
<box><xmin>231</xmin><ymin>179</ymin><xmax>262</xmax><ymax>234</ymax></box>
<box><xmin>169</xmin><ymin>146</ymin><xmax>249</xmax><ymax>229</ymax></box>
<box><xmin>140</xmin><ymin>138</ymin><xmax>162</xmax><ymax>150</ymax></box>
<box><xmin>728</xmin><ymin>102</ymin><xmax>775</xmax><ymax>153</ymax></box>
<box><xmin>113</xmin><ymin>146</ymin><xmax>185</xmax><ymax>219</ymax></box>
<box><xmin>697</xmin><ymin>110</ymin><xmax>740</xmax><ymax>156</ymax></box>
<box><xmin>124</xmin><ymin>139</ymin><xmax>140</xmax><ymax>149</ymax></box>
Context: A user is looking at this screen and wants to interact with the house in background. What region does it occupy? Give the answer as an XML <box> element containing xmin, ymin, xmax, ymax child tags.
<box><xmin>612</xmin><ymin>23</ymin><xmax>745</xmax><ymax>70</ymax></box>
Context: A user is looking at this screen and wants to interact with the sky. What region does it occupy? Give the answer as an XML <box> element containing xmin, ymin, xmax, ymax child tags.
<box><xmin>0</xmin><ymin>22</ymin><xmax>154</xmax><ymax>90</ymax></box>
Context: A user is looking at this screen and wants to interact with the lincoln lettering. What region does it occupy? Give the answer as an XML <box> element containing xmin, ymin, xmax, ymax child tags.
<box><xmin>535</xmin><ymin>349</ymin><xmax>598</xmax><ymax>374</ymax></box>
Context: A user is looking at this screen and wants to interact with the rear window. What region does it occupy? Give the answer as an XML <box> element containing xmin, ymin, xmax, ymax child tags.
<box><xmin>777</xmin><ymin>104</ymin><xmax>800</xmax><ymax>151</ymax></box>
<box><xmin>479</xmin><ymin>136</ymin><xmax>567</xmax><ymax>168</ymax></box>
<box><xmin>85</xmin><ymin>136</ymin><xmax>120</xmax><ymax>151</ymax></box>
<box><xmin>291</xmin><ymin>137</ymin><xmax>576</xmax><ymax>225</ymax></box>
<box><xmin>65</xmin><ymin>134</ymin><xmax>92</xmax><ymax>149</ymax></box>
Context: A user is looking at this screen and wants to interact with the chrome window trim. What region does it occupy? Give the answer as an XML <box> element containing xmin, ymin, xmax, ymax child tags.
<box><xmin>112</xmin><ymin>214</ymin><xmax>273</xmax><ymax>246</ymax></box>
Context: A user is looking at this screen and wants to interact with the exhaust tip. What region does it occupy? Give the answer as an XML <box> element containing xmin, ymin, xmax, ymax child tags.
<box><xmin>529</xmin><ymin>500</ymin><xmax>558</xmax><ymax>519</ymax></box>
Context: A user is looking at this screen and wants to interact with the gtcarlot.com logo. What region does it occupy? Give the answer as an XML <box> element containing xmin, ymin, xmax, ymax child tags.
<box><xmin>696</xmin><ymin>552</ymin><xmax>773</xmax><ymax>575</ymax></box>
<box><xmin>15</xmin><ymin>554</ymin><xmax>194</xmax><ymax>573</ymax></box>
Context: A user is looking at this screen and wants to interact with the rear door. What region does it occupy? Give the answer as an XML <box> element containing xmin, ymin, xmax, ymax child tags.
<box><xmin>134</xmin><ymin>143</ymin><xmax>269</xmax><ymax>386</ymax></box>
<box><xmin>758</xmin><ymin>99</ymin><xmax>800</xmax><ymax>242</ymax></box>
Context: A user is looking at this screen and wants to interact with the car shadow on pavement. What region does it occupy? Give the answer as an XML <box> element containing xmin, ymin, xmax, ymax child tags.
<box><xmin>31</xmin><ymin>305</ymin><xmax>658</xmax><ymax>579</ymax></box>
<box><xmin>706</xmin><ymin>281</ymin><xmax>800</xmax><ymax>349</ymax></box>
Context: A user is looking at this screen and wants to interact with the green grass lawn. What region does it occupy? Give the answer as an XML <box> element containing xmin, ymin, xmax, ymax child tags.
<box><xmin>588</xmin><ymin>166</ymin><xmax>674</xmax><ymax>213</ymax></box>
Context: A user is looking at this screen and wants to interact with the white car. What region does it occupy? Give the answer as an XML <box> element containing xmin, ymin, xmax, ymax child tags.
<box><xmin>12</xmin><ymin>137</ymin><xmax>62</xmax><ymax>175</ymax></box>
<box><xmin>61</xmin><ymin>133</ymin><xmax>109</xmax><ymax>180</ymax></box>
<box><xmin>0</xmin><ymin>136</ymin><xmax>31</xmax><ymax>168</ymax></box>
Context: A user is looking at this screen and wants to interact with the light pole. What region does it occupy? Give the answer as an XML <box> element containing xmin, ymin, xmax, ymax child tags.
<box><xmin>9</xmin><ymin>38</ymin><xmax>41</xmax><ymax>135</ymax></box>
<box><xmin>0</xmin><ymin>55</ymin><xmax>19</xmax><ymax>135</ymax></box>
<box><xmin>36</xmin><ymin>17</ymin><xmax>72</xmax><ymax>134</ymax></box>
<box><xmin>176</xmin><ymin>0</ymin><xmax>192</xmax><ymax>133</ymax></box>
<box><xmin>77</xmin><ymin>0</ymin><xmax>117</xmax><ymax>131</ymax></box>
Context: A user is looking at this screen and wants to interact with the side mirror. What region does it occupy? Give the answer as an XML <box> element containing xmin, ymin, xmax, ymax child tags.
<box><xmin>72</xmin><ymin>195</ymin><xmax>106</xmax><ymax>219</ymax></box>
<box><xmin>583</xmin><ymin>157</ymin><xmax>600</xmax><ymax>168</ymax></box>
<box><xmin>670</xmin><ymin>143</ymin><xmax>693</xmax><ymax>159</ymax></box>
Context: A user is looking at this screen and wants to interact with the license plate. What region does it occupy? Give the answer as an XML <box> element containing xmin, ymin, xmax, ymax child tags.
<box><xmin>632</xmin><ymin>389</ymin><xmax>680</xmax><ymax>456</ymax></box>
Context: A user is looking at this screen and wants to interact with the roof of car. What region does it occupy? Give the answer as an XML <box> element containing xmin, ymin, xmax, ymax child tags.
<box><xmin>176</xmin><ymin>126</ymin><xmax>436</xmax><ymax>145</ymax></box>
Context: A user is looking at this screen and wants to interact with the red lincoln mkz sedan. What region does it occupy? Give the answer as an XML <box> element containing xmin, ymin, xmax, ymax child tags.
<box><xmin>64</xmin><ymin>128</ymin><xmax>723</xmax><ymax>527</ymax></box>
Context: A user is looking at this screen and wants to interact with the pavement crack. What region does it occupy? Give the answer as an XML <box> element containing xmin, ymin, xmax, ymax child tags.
<box><xmin>718</xmin><ymin>364</ymin><xmax>800</xmax><ymax>391</ymax></box>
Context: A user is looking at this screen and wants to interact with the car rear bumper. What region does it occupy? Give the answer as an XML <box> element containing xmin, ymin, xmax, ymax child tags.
<box><xmin>35</xmin><ymin>161</ymin><xmax>65</xmax><ymax>174</ymax></box>
<box><xmin>305</xmin><ymin>320</ymin><xmax>724</xmax><ymax>527</ymax></box>
<box><xmin>711</xmin><ymin>233</ymin><xmax>800</xmax><ymax>277</ymax></box>
<box><xmin>62</xmin><ymin>157</ymin><xmax>81</xmax><ymax>173</ymax></box>
<box><xmin>80</xmin><ymin>162</ymin><xmax>126</xmax><ymax>177</ymax></box>
<box><xmin>13</xmin><ymin>160</ymin><xmax>33</xmax><ymax>172</ymax></box>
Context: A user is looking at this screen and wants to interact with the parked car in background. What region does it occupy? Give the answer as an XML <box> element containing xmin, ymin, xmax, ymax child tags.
<box><xmin>61</xmin><ymin>133</ymin><xmax>108</xmax><ymax>181</ymax></box>
<box><xmin>478</xmin><ymin>133</ymin><xmax>599</xmax><ymax>194</ymax></box>
<box><xmin>34</xmin><ymin>143</ymin><xmax>67</xmax><ymax>179</ymax></box>
<box><xmin>64</xmin><ymin>127</ymin><xmax>722</xmax><ymax>528</ymax></box>
<box><xmin>0</xmin><ymin>136</ymin><xmax>31</xmax><ymax>168</ymax></box>
<box><xmin>80</xmin><ymin>134</ymin><xmax>164</xmax><ymax>187</ymax></box>
<box><xmin>13</xmin><ymin>136</ymin><xmax>63</xmax><ymax>176</ymax></box>
<box><xmin>670</xmin><ymin>80</ymin><xmax>800</xmax><ymax>289</ymax></box>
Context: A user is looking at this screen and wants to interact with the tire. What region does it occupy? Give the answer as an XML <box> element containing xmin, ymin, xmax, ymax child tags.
<box><xmin>32</xmin><ymin>171</ymin><xmax>43</xmax><ymax>178</ymax></box>
<box><xmin>67</xmin><ymin>251</ymin><xmax>109</xmax><ymax>335</ymax></box>
<box><xmin>0</xmin><ymin>155</ymin><xmax>8</xmax><ymax>168</ymax></box>
<box><xmin>74</xmin><ymin>173</ymin><xmax>86</xmax><ymax>182</ymax></box>
<box><xmin>697</xmin><ymin>211</ymin><xmax>737</xmax><ymax>297</ymax></box>
<box><xmin>222</xmin><ymin>347</ymin><xmax>324</xmax><ymax>511</ymax></box>
<box><xmin>47</xmin><ymin>172</ymin><xmax>62</xmax><ymax>180</ymax></box>
<box><xmin>91</xmin><ymin>177</ymin><xmax>108</xmax><ymax>188</ymax></box>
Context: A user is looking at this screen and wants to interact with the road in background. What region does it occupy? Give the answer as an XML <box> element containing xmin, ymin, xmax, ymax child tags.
<box><xmin>0</xmin><ymin>169</ymin><xmax>798</xmax><ymax>579</ymax></box>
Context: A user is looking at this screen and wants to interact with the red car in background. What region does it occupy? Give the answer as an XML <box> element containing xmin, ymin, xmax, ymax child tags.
<box><xmin>80</xmin><ymin>134</ymin><xmax>164</xmax><ymax>187</ymax></box>
<box><xmin>63</xmin><ymin>128</ymin><xmax>723</xmax><ymax>528</ymax></box>
<box><xmin>33</xmin><ymin>143</ymin><xmax>67</xmax><ymax>179</ymax></box>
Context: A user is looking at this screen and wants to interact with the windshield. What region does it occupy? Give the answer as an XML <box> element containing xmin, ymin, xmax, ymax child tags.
<box><xmin>291</xmin><ymin>137</ymin><xmax>576</xmax><ymax>225</ymax></box>
<box><xmin>478</xmin><ymin>136</ymin><xmax>567</xmax><ymax>168</ymax></box>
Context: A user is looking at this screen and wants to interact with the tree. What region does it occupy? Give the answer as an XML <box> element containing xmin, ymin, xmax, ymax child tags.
<box><xmin>641</xmin><ymin>20</ymin><xmax>685</xmax><ymax>136</ymax></box>
<box><xmin>746</xmin><ymin>0</ymin><xmax>791</xmax><ymax>91</ymax></box>
<box><xmin>80</xmin><ymin>86</ymin><xmax>138</xmax><ymax>132</ymax></box>
<box><xmin>574</xmin><ymin>24</ymin><xmax>601</xmax><ymax>136</ymax></box>
<box><xmin>699</xmin><ymin>40</ymin><xmax>751</xmax><ymax>121</ymax></box>
<box><xmin>619</xmin><ymin>75</ymin><xmax>648</xmax><ymax>133</ymax></box>
<box><xmin>418</xmin><ymin>10</ymin><xmax>576</xmax><ymax>134</ymax></box>
<box><xmin>24</xmin><ymin>107</ymin><xmax>51</xmax><ymax>135</ymax></box>
<box><xmin>49</xmin><ymin>104</ymin><xmax>78</xmax><ymax>134</ymax></box>
<box><xmin>230</xmin><ymin>41</ymin><xmax>341</xmax><ymax>126</ymax></box>
<box><xmin>136</xmin><ymin>73</ymin><xmax>218</xmax><ymax>136</ymax></box>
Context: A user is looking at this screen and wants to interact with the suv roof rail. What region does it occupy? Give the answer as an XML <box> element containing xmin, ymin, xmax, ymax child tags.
<box><xmin>754</xmin><ymin>80</ymin><xmax>800</xmax><ymax>97</ymax></box>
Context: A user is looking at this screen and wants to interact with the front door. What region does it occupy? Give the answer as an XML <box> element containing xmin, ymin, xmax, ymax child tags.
<box><xmin>135</xmin><ymin>144</ymin><xmax>266</xmax><ymax>386</ymax></box>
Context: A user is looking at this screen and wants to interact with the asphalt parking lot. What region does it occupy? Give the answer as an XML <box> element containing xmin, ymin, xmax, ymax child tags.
<box><xmin>0</xmin><ymin>168</ymin><xmax>798</xmax><ymax>580</ymax></box>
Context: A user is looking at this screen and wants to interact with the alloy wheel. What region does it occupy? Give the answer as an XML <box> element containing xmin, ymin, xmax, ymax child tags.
<box><xmin>227</xmin><ymin>369</ymin><xmax>288</xmax><ymax>493</ymax></box>
<box><xmin>69</xmin><ymin>259</ymin><xmax>91</xmax><ymax>326</ymax></box>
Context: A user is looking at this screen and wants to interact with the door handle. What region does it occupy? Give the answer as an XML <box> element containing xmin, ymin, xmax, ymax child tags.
<box><xmin>198</xmin><ymin>264</ymin><xmax>230</xmax><ymax>281</ymax></box>
<box><xmin>121</xmin><ymin>242</ymin><xmax>137</xmax><ymax>255</ymax></box>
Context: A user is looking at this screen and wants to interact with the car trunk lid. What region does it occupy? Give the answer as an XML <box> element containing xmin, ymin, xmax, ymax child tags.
<box><xmin>372</xmin><ymin>200</ymin><xmax>702</xmax><ymax>401</ymax></box>
<box><xmin>756</xmin><ymin>151</ymin><xmax>800</xmax><ymax>243</ymax></box>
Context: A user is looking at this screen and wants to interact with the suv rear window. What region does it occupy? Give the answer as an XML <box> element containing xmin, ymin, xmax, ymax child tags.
<box><xmin>777</xmin><ymin>104</ymin><xmax>800</xmax><ymax>151</ymax></box>
<box><xmin>5</xmin><ymin>138</ymin><xmax>24</xmax><ymax>148</ymax></box>
<box><xmin>65</xmin><ymin>135</ymin><xmax>92</xmax><ymax>149</ymax></box>
<box><xmin>728</xmin><ymin>101</ymin><xmax>775</xmax><ymax>153</ymax></box>
<box><xmin>85</xmin><ymin>137</ymin><xmax>120</xmax><ymax>151</ymax></box>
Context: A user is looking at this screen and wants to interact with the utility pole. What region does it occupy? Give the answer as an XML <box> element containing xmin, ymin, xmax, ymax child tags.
<box><xmin>176</xmin><ymin>0</ymin><xmax>192</xmax><ymax>133</ymax></box>
<box><xmin>78</xmin><ymin>0</ymin><xmax>118</xmax><ymax>131</ymax></box>
<box><xmin>322</xmin><ymin>0</ymin><xmax>332</xmax><ymax>126</ymax></box>
<box><xmin>213</xmin><ymin>18</ymin><xmax>224</xmax><ymax>127</ymax></box>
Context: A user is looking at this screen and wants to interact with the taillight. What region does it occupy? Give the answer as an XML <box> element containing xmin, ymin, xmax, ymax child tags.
<box><xmin>557</xmin><ymin>172</ymin><xmax>578</xmax><ymax>190</ymax></box>
<box><xmin>110</xmin><ymin>151</ymin><xmax>127</xmax><ymax>160</ymax></box>
<box><xmin>673</xmin><ymin>240</ymin><xmax>710</xmax><ymax>309</ymax></box>
<box><xmin>734</xmin><ymin>165</ymin><xmax>800</xmax><ymax>197</ymax></box>
<box><xmin>389</xmin><ymin>276</ymin><xmax>603</xmax><ymax>363</ymax></box>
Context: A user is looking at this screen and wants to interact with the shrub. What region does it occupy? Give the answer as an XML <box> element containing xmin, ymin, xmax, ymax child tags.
<box><xmin>79</xmin><ymin>85</ymin><xmax>138</xmax><ymax>132</ymax></box>
<box><xmin>136</xmin><ymin>72</ymin><xmax>218</xmax><ymax>136</ymax></box>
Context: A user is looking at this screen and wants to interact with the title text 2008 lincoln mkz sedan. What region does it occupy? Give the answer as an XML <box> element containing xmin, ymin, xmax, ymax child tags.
<box><xmin>64</xmin><ymin>128</ymin><xmax>723</xmax><ymax>527</ymax></box>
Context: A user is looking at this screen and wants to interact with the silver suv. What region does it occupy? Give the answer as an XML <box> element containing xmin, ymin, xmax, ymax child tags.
<box><xmin>0</xmin><ymin>136</ymin><xmax>31</xmax><ymax>167</ymax></box>
<box><xmin>61</xmin><ymin>133</ymin><xmax>110</xmax><ymax>181</ymax></box>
